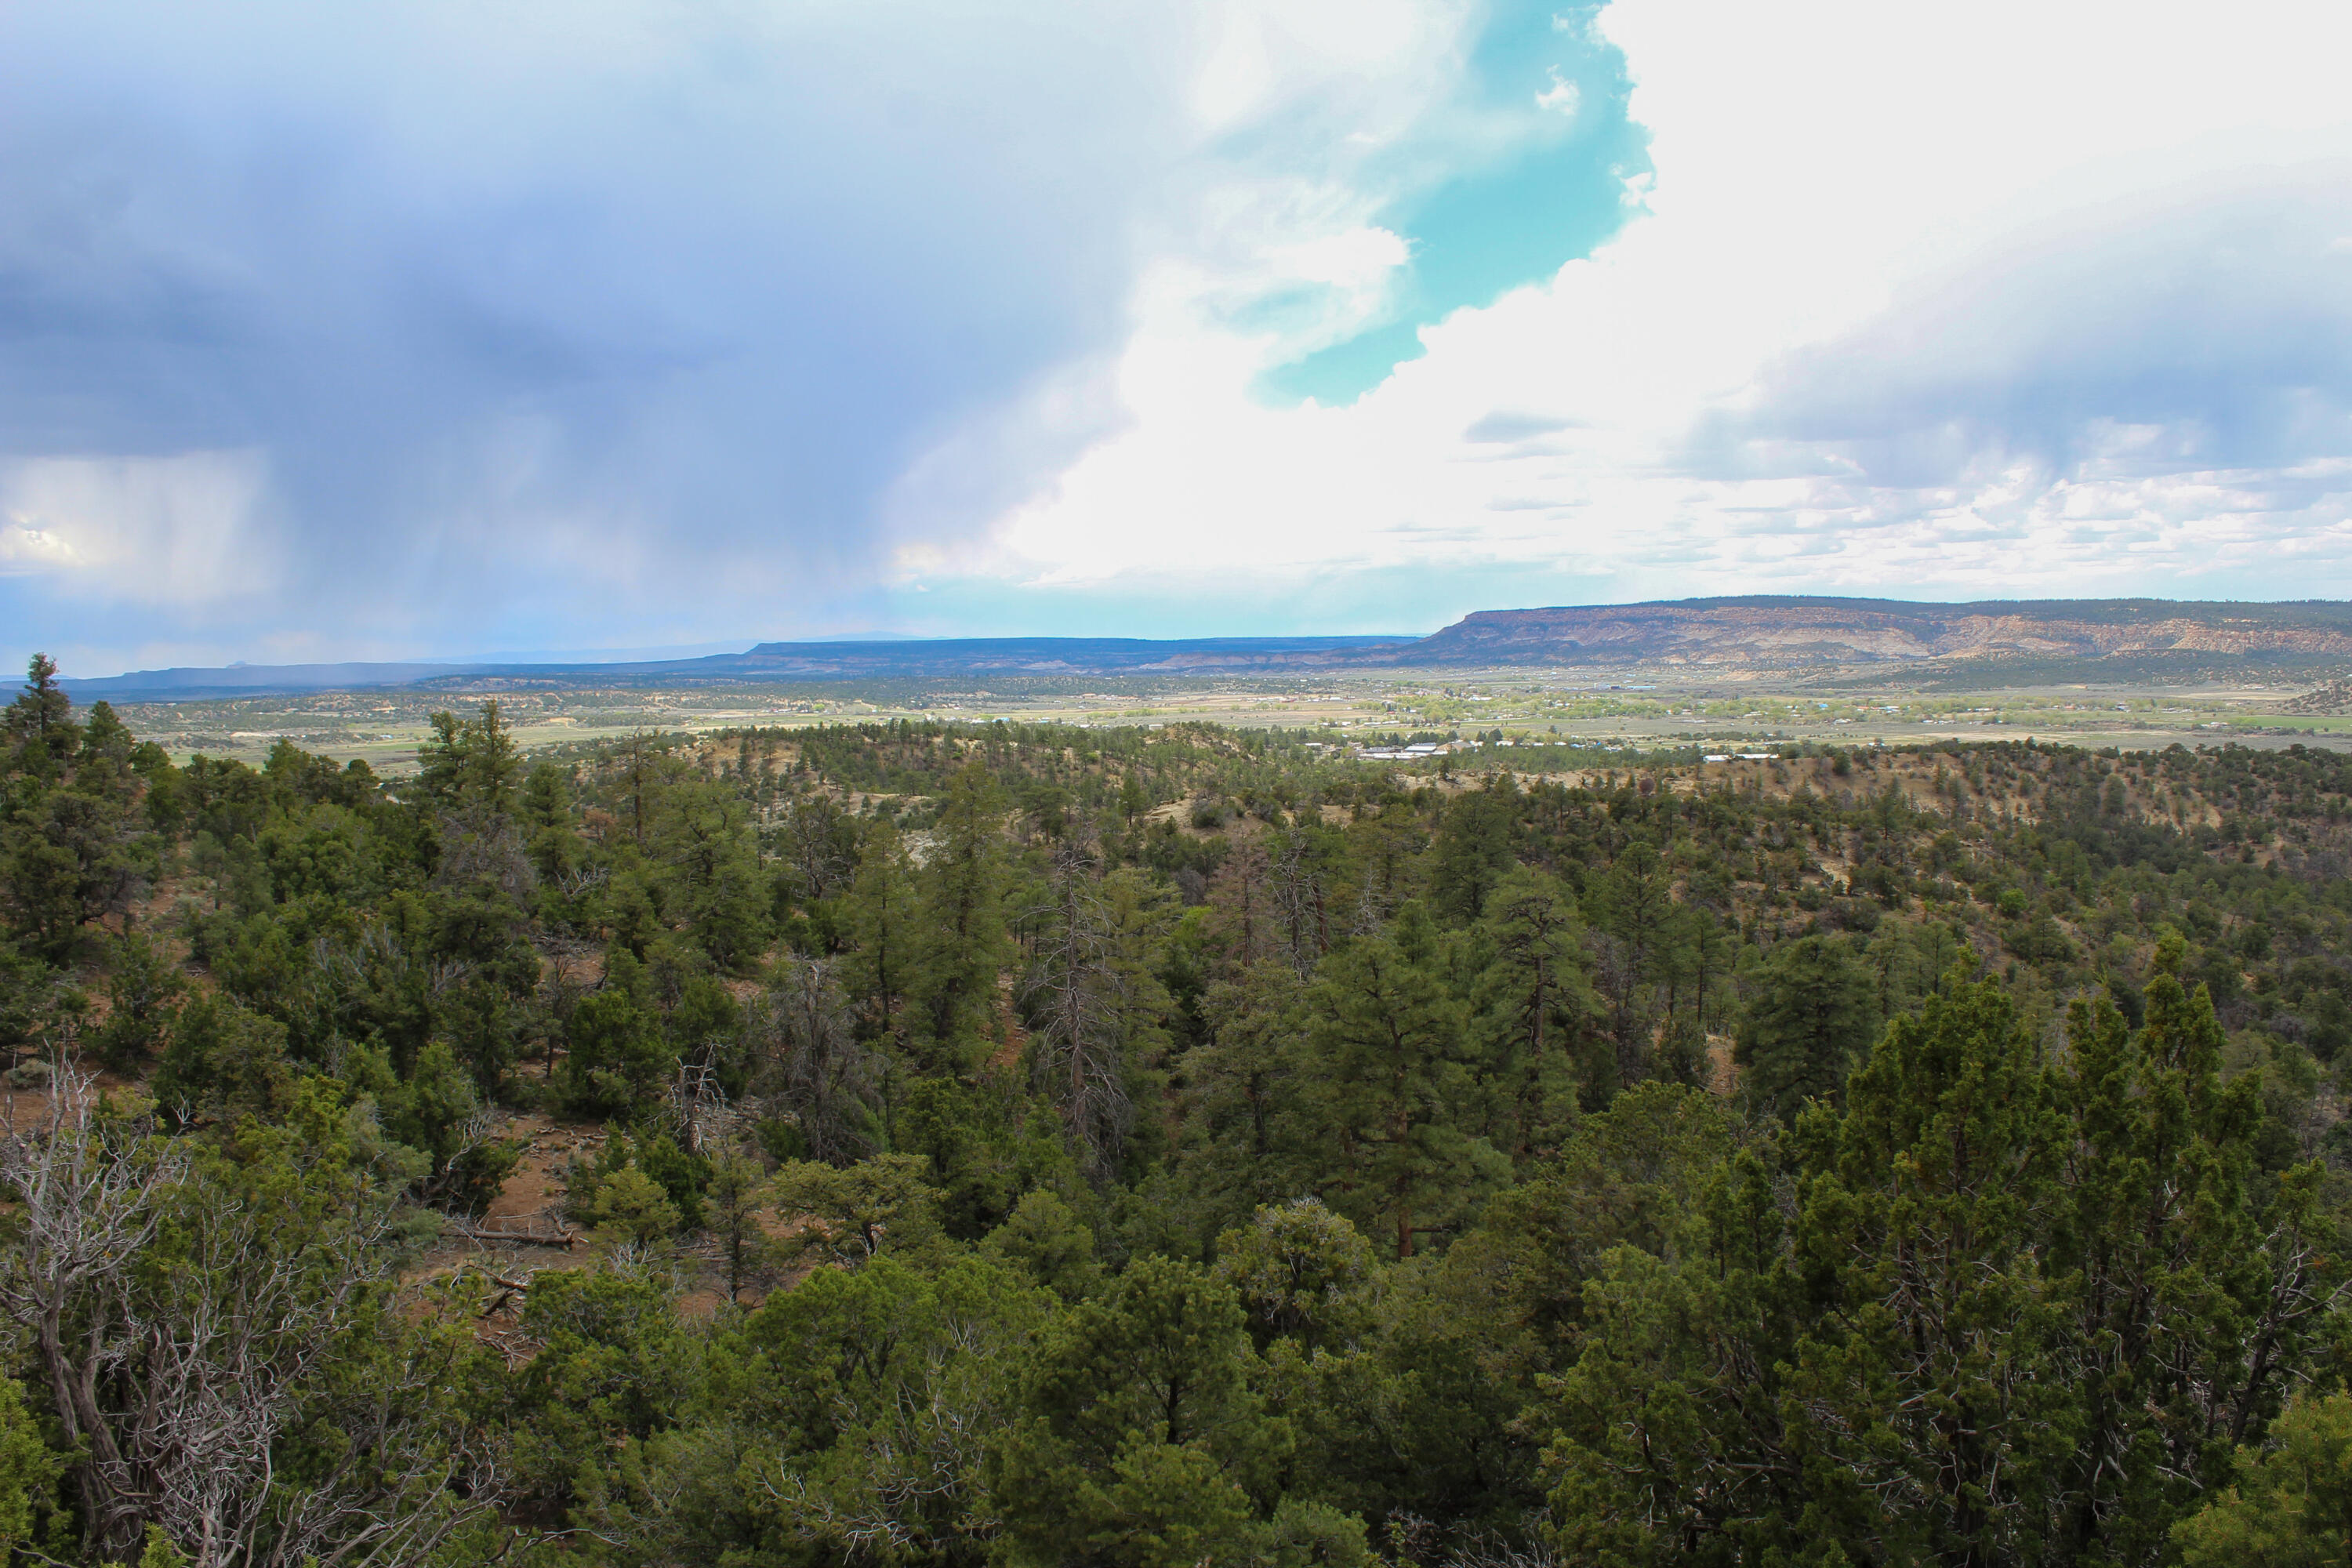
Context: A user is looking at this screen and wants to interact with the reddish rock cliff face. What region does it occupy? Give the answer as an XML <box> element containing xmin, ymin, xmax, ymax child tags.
<box><xmin>1401</xmin><ymin>599</ymin><xmax>2352</xmax><ymax>668</ymax></box>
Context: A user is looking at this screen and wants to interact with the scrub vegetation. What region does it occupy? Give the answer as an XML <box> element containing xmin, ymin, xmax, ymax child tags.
<box><xmin>100</xmin><ymin>663</ymin><xmax>2352</xmax><ymax>782</ymax></box>
<box><xmin>8</xmin><ymin>652</ymin><xmax>2352</xmax><ymax>1564</ymax></box>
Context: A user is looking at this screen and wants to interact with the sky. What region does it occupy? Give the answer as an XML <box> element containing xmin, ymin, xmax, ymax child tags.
<box><xmin>4</xmin><ymin>0</ymin><xmax>2352</xmax><ymax>677</ymax></box>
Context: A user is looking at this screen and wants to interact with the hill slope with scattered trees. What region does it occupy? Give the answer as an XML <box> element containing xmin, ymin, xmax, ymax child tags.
<box><xmin>5</xmin><ymin>652</ymin><xmax>2352</xmax><ymax>1565</ymax></box>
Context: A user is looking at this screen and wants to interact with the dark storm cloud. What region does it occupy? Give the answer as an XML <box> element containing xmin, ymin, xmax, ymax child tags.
<box><xmin>0</xmin><ymin>1</ymin><xmax>1185</xmax><ymax>660</ymax></box>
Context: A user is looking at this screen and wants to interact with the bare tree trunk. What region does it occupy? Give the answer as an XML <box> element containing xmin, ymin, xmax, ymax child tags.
<box><xmin>0</xmin><ymin>1065</ymin><xmax>505</xmax><ymax>1566</ymax></box>
<box><xmin>1021</xmin><ymin>836</ymin><xmax>1133</xmax><ymax>1181</ymax></box>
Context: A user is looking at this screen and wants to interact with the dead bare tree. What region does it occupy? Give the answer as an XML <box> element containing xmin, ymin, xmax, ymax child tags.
<box><xmin>747</xmin><ymin>959</ymin><xmax>882</xmax><ymax>1166</ymax></box>
<box><xmin>0</xmin><ymin>1064</ymin><xmax>503</xmax><ymax>1566</ymax></box>
<box><xmin>415</xmin><ymin>1101</ymin><xmax>510</xmax><ymax>1212</ymax></box>
<box><xmin>666</xmin><ymin>1058</ymin><xmax>740</xmax><ymax>1160</ymax></box>
<box><xmin>779</xmin><ymin>796</ymin><xmax>851</xmax><ymax>901</ymax></box>
<box><xmin>0</xmin><ymin>1072</ymin><xmax>187</xmax><ymax>1559</ymax></box>
<box><xmin>307</xmin><ymin>926</ymin><xmax>474</xmax><ymax>1030</ymax></box>
<box><xmin>434</xmin><ymin>811</ymin><xmax>535</xmax><ymax>902</ymax></box>
<box><xmin>1020</xmin><ymin>836</ymin><xmax>1132</xmax><ymax>1181</ymax></box>
<box><xmin>1266</xmin><ymin>827</ymin><xmax>1329</xmax><ymax>979</ymax></box>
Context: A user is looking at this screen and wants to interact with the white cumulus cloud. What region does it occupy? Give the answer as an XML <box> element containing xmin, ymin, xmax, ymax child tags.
<box><xmin>935</xmin><ymin>0</ymin><xmax>2352</xmax><ymax>623</ymax></box>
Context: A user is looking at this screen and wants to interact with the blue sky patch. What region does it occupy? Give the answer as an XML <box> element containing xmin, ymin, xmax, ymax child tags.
<box><xmin>1257</xmin><ymin>0</ymin><xmax>1651</xmax><ymax>406</ymax></box>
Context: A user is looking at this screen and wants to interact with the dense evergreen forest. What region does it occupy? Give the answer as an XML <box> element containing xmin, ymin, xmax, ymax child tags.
<box><xmin>8</xmin><ymin>652</ymin><xmax>2352</xmax><ymax>1566</ymax></box>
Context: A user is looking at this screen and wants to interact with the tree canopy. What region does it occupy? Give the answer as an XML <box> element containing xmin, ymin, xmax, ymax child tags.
<box><xmin>2</xmin><ymin>658</ymin><xmax>2351</xmax><ymax>1563</ymax></box>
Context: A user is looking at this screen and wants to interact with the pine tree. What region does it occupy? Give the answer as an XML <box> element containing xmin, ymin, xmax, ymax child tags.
<box><xmin>986</xmin><ymin>1256</ymin><xmax>1283</xmax><ymax>1567</ymax></box>
<box><xmin>844</xmin><ymin>817</ymin><xmax>920</xmax><ymax>1033</ymax></box>
<box><xmin>913</xmin><ymin>761</ymin><xmax>1010</xmax><ymax>1065</ymax></box>
<box><xmin>1</xmin><ymin>655</ymin><xmax>76</xmax><ymax>774</ymax></box>
<box><xmin>1428</xmin><ymin>779</ymin><xmax>1517</xmax><ymax>924</ymax></box>
<box><xmin>1473</xmin><ymin>866</ymin><xmax>1598</xmax><ymax>1149</ymax></box>
<box><xmin>413</xmin><ymin>701</ymin><xmax>520</xmax><ymax>816</ymax></box>
<box><xmin>2175</xmin><ymin>1390</ymin><xmax>2352</xmax><ymax>1566</ymax></box>
<box><xmin>1733</xmin><ymin>933</ymin><xmax>1875</xmax><ymax>1119</ymax></box>
<box><xmin>2047</xmin><ymin>932</ymin><xmax>2327</xmax><ymax>1558</ymax></box>
<box><xmin>1305</xmin><ymin>902</ymin><xmax>1501</xmax><ymax>1258</ymax></box>
<box><xmin>1793</xmin><ymin>972</ymin><xmax>2074</xmax><ymax>1561</ymax></box>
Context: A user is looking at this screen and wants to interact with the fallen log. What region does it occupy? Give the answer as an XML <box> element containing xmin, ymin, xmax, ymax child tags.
<box><xmin>443</xmin><ymin>1217</ymin><xmax>579</xmax><ymax>1250</ymax></box>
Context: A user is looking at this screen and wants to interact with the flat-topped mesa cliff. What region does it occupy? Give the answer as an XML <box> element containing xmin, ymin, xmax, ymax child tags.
<box><xmin>731</xmin><ymin>634</ymin><xmax>1414</xmax><ymax>677</ymax></box>
<box><xmin>56</xmin><ymin>597</ymin><xmax>2352</xmax><ymax>699</ymax></box>
<box><xmin>1402</xmin><ymin>597</ymin><xmax>2352</xmax><ymax>670</ymax></box>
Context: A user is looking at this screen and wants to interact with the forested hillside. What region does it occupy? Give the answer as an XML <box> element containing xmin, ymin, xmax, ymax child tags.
<box><xmin>5</xmin><ymin>652</ymin><xmax>2352</xmax><ymax>1566</ymax></box>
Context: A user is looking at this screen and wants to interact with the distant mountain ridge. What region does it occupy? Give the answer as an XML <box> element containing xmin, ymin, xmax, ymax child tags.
<box><xmin>53</xmin><ymin>598</ymin><xmax>2352</xmax><ymax>699</ymax></box>
<box><xmin>729</xmin><ymin>635</ymin><xmax>1414</xmax><ymax>677</ymax></box>
<box><xmin>56</xmin><ymin>636</ymin><xmax>1420</xmax><ymax>699</ymax></box>
<box><xmin>1413</xmin><ymin>597</ymin><xmax>2352</xmax><ymax>667</ymax></box>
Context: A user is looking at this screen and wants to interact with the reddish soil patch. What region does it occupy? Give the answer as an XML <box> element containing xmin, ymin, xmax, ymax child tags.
<box><xmin>1706</xmin><ymin>1034</ymin><xmax>1740</xmax><ymax>1098</ymax></box>
<box><xmin>405</xmin><ymin>1110</ymin><xmax>603</xmax><ymax>1302</ymax></box>
<box><xmin>0</xmin><ymin>1062</ymin><xmax>148</xmax><ymax>1134</ymax></box>
<box><xmin>989</xmin><ymin>973</ymin><xmax>1027</xmax><ymax>1073</ymax></box>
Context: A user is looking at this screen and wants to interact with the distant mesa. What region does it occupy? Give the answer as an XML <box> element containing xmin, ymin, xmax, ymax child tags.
<box><xmin>53</xmin><ymin>636</ymin><xmax>1423</xmax><ymax>700</ymax></box>
<box><xmin>1408</xmin><ymin>597</ymin><xmax>2352</xmax><ymax>670</ymax></box>
<box><xmin>53</xmin><ymin>597</ymin><xmax>2352</xmax><ymax>699</ymax></box>
<box><xmin>60</xmin><ymin>660</ymin><xmax>470</xmax><ymax>699</ymax></box>
<box><xmin>728</xmin><ymin>634</ymin><xmax>1417</xmax><ymax>679</ymax></box>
